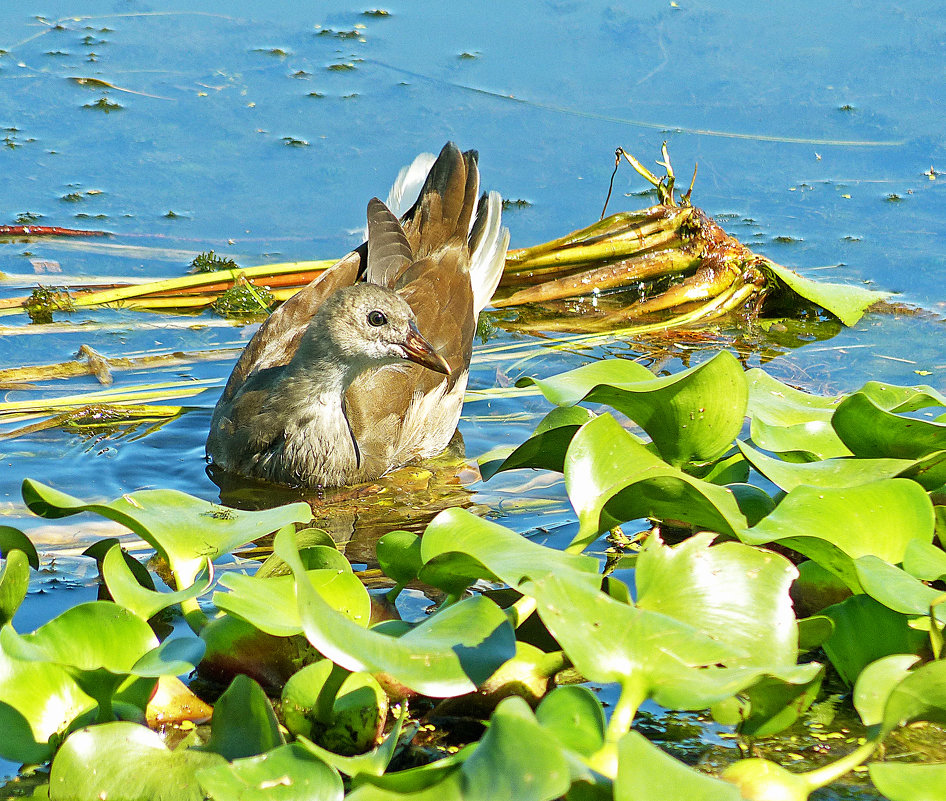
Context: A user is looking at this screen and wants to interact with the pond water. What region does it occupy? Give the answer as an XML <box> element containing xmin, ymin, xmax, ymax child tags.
<box><xmin>0</xmin><ymin>0</ymin><xmax>944</xmax><ymax>794</ymax></box>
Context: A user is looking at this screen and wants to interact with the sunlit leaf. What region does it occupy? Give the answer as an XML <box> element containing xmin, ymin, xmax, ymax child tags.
<box><xmin>615</xmin><ymin>730</ymin><xmax>740</xmax><ymax>801</ymax></box>
<box><xmin>0</xmin><ymin>550</ymin><xmax>30</xmax><ymax>627</ymax></box>
<box><xmin>535</xmin><ymin>685</ymin><xmax>605</xmax><ymax>758</ymax></box>
<box><xmin>855</xmin><ymin>555</ymin><xmax>946</xmax><ymax>622</ymax></box>
<box><xmin>214</xmin><ymin>568</ymin><xmax>371</xmax><ymax>637</ymax></box>
<box><xmin>522</xmin><ymin>351</ymin><xmax>747</xmax><ymax>468</ymax></box>
<box><xmin>275</xmin><ymin>528</ymin><xmax>515</xmax><ymax>698</ymax></box>
<box><xmin>21</xmin><ymin>479</ymin><xmax>311</xmax><ymax>588</ymax></box>
<box><xmin>196</xmin><ymin>742</ymin><xmax>344</xmax><ymax>801</ymax></box>
<box><xmin>903</xmin><ymin>538</ymin><xmax>946</xmax><ymax>581</ymax></box>
<box><xmin>878</xmin><ymin>658</ymin><xmax>946</xmax><ymax>736</ymax></box>
<box><xmin>745</xmin><ymin>369</ymin><xmax>849</xmax><ymax>460</ymax></box>
<box><xmin>761</xmin><ymin>260</ymin><xmax>890</xmax><ymax>327</ymax></box>
<box><xmin>48</xmin><ymin>721</ymin><xmax>225</xmax><ymax>801</ymax></box>
<box><xmin>852</xmin><ymin>653</ymin><xmax>921</xmax><ymax>727</ymax></box>
<box><xmin>869</xmin><ymin>761</ymin><xmax>946</xmax><ymax>801</ymax></box>
<box><xmin>102</xmin><ymin>544</ymin><xmax>212</xmax><ymax>621</ymax></box>
<box><xmin>376</xmin><ymin>531</ymin><xmax>423</xmax><ymax>587</ymax></box>
<box><xmin>740</xmin><ymin>479</ymin><xmax>934</xmax><ymax>590</ymax></box>
<box><xmin>564</xmin><ymin>415</ymin><xmax>747</xmax><ymax>548</ymax></box>
<box><xmin>833</xmin><ymin>391</ymin><xmax>946</xmax><ymax>460</ymax></box>
<box><xmin>738</xmin><ymin>440</ymin><xmax>912</xmax><ymax>491</ymax></box>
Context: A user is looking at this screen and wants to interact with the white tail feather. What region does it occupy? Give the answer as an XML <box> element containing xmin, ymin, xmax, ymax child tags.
<box><xmin>386</xmin><ymin>152</ymin><xmax>437</xmax><ymax>218</ymax></box>
<box><xmin>470</xmin><ymin>190</ymin><xmax>509</xmax><ymax>316</ymax></box>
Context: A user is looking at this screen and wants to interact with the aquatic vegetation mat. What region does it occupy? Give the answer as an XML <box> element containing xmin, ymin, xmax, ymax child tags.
<box><xmin>3</xmin><ymin>354</ymin><xmax>946</xmax><ymax>799</ymax></box>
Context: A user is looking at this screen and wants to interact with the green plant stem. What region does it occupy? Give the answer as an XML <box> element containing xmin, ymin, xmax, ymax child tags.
<box><xmin>590</xmin><ymin>676</ymin><xmax>647</xmax><ymax>779</ymax></box>
<box><xmin>800</xmin><ymin>738</ymin><xmax>879</xmax><ymax>792</ymax></box>
<box><xmin>505</xmin><ymin>594</ymin><xmax>537</xmax><ymax>628</ymax></box>
<box><xmin>315</xmin><ymin>662</ymin><xmax>352</xmax><ymax>725</ymax></box>
<box><xmin>179</xmin><ymin>597</ymin><xmax>208</xmax><ymax>634</ymax></box>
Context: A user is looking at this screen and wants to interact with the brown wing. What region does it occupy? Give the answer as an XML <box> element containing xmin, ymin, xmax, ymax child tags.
<box><xmin>218</xmin><ymin>246</ymin><xmax>366</xmax><ymax>404</ymax></box>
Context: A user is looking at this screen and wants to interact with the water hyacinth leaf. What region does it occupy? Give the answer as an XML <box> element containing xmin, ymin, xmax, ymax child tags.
<box><xmin>615</xmin><ymin>730</ymin><xmax>741</xmax><ymax>801</ymax></box>
<box><xmin>635</xmin><ymin>533</ymin><xmax>799</xmax><ymax>667</ymax></box>
<box><xmin>853</xmin><ymin>380</ymin><xmax>946</xmax><ymax>413</ymax></box>
<box><xmin>822</xmin><ymin>595</ymin><xmax>929</xmax><ymax>685</ymax></box>
<box><xmin>760</xmin><ymin>260</ymin><xmax>890</xmax><ymax>327</ymax></box>
<box><xmin>85</xmin><ymin>538</ymin><xmax>156</xmax><ymax>590</ymax></box>
<box><xmin>516</xmin><ymin>358</ymin><xmax>655</xmax><ymax>406</ymax></box>
<box><xmin>535</xmin><ymin>685</ymin><xmax>606</xmax><ymax>758</ymax></box>
<box><xmin>215</xmin><ymin>568</ymin><xmax>371</xmax><ymax>637</ymax></box>
<box><xmin>878</xmin><ymin>658</ymin><xmax>946</xmax><ymax>737</ymax></box>
<box><xmin>376</xmin><ymin>531</ymin><xmax>423</xmax><ymax>587</ymax></box>
<box><xmin>869</xmin><ymin>761</ymin><xmax>946</xmax><ymax>801</ymax></box>
<box><xmin>737</xmin><ymin>440</ymin><xmax>913</xmax><ymax>491</ymax></box>
<box><xmin>255</xmin><ymin>528</ymin><xmax>341</xmax><ymax>579</ymax></box>
<box><xmin>726</xmin><ymin>482</ymin><xmax>776</xmax><ymax>527</ymax></box>
<box><xmin>740</xmin><ymin>479</ymin><xmax>934</xmax><ymax>587</ymax></box>
<box><xmin>48</xmin><ymin>721</ymin><xmax>226</xmax><ymax>801</ymax></box>
<box><xmin>102</xmin><ymin>544</ymin><xmax>213</xmax><ymax>621</ymax></box>
<box><xmin>419</xmin><ymin>507</ymin><xmax>600</xmax><ymax>593</ymax></box>
<box><xmin>833</xmin><ymin>392</ymin><xmax>946</xmax><ymax>460</ymax></box>
<box><xmin>274</xmin><ymin>527</ymin><xmax>515</xmax><ymax>697</ymax></box>
<box><xmin>458</xmin><ymin>696</ymin><xmax>571</xmax><ymax>801</ymax></box>
<box><xmin>524</xmin><ymin>351</ymin><xmax>747</xmax><ymax>468</ymax></box>
<box><xmin>0</xmin><ymin>525</ymin><xmax>39</xmax><ymax>569</ymax></box>
<box><xmin>196</xmin><ymin>743</ymin><xmax>343</xmax><ymax>801</ymax></box>
<box><xmin>564</xmin><ymin>415</ymin><xmax>747</xmax><ymax>548</ymax></box>
<box><xmin>204</xmin><ymin>674</ymin><xmax>285</xmax><ymax>760</ymax></box>
<box><xmin>0</xmin><ymin>549</ymin><xmax>30</xmax><ymax>627</ymax></box>
<box><xmin>524</xmin><ymin>572</ymin><xmax>774</xmax><ymax>711</ymax></box>
<box><xmin>852</xmin><ymin>654</ymin><xmax>921</xmax><ymax>727</ymax></box>
<box><xmin>855</xmin><ymin>555</ymin><xmax>946</xmax><ymax>621</ymax></box>
<box><xmin>903</xmin><ymin>538</ymin><xmax>946</xmax><ymax>581</ymax></box>
<box><xmin>132</xmin><ymin>636</ymin><xmax>206</xmax><ymax>678</ymax></box>
<box><xmin>727</xmin><ymin>668</ymin><xmax>825</xmax><ymax>738</ymax></box>
<box><xmin>21</xmin><ymin>479</ymin><xmax>312</xmax><ymax>587</ymax></box>
<box><xmin>745</xmin><ymin>369</ymin><xmax>849</xmax><ymax>460</ymax></box>
<box><xmin>479</xmin><ymin>406</ymin><xmax>595</xmax><ymax>479</ymax></box>
<box><xmin>0</xmin><ymin>650</ymin><xmax>95</xmax><ymax>765</ymax></box>
<box><xmin>297</xmin><ymin>703</ymin><xmax>410</xmax><ymax>779</ymax></box>
<box><xmin>347</xmin><ymin>762</ymin><xmax>464</xmax><ymax>801</ymax></box>
<box><xmin>282</xmin><ymin>661</ymin><xmax>387</xmax><ymax>755</ymax></box>
<box><xmin>698</xmin><ymin>450</ymin><xmax>750</xmax><ymax>486</ymax></box>
<box><xmin>797</xmin><ymin>616</ymin><xmax>835</xmax><ymax>652</ymax></box>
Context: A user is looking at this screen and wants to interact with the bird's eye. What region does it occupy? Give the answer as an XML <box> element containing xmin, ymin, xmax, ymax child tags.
<box><xmin>367</xmin><ymin>310</ymin><xmax>387</xmax><ymax>327</ymax></box>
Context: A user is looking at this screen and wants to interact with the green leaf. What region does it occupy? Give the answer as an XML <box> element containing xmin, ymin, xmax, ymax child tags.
<box><xmin>282</xmin><ymin>661</ymin><xmax>387</xmax><ymax>755</ymax></box>
<box><xmin>523</xmin><ymin>352</ymin><xmax>747</xmax><ymax>468</ymax></box>
<box><xmin>459</xmin><ymin>697</ymin><xmax>571</xmax><ymax>801</ymax></box>
<box><xmin>740</xmin><ymin>479</ymin><xmax>935</xmax><ymax>590</ymax></box>
<box><xmin>879</xmin><ymin>658</ymin><xmax>946</xmax><ymax>737</ymax></box>
<box><xmin>535</xmin><ymin>685</ymin><xmax>605</xmax><ymax>758</ymax></box>
<box><xmin>0</xmin><ymin>648</ymin><xmax>95</xmax><ymax>765</ymax></box>
<box><xmin>745</xmin><ymin>369</ymin><xmax>849</xmax><ymax>460</ymax></box>
<box><xmin>102</xmin><ymin>544</ymin><xmax>212</xmax><ymax>621</ymax></box>
<box><xmin>761</xmin><ymin>259</ymin><xmax>889</xmax><ymax>326</ymax></box>
<box><xmin>419</xmin><ymin>507</ymin><xmax>600</xmax><ymax>595</ymax></box>
<box><xmin>903</xmin><ymin>538</ymin><xmax>946</xmax><ymax>581</ymax></box>
<box><xmin>855</xmin><ymin>555</ymin><xmax>946</xmax><ymax>621</ymax></box>
<box><xmin>833</xmin><ymin>391</ymin><xmax>946</xmax><ymax>460</ymax></box>
<box><xmin>0</xmin><ymin>549</ymin><xmax>30</xmax><ymax>627</ymax></box>
<box><xmin>479</xmin><ymin>406</ymin><xmax>595</xmax><ymax>479</ymax></box>
<box><xmin>48</xmin><ymin>721</ymin><xmax>226</xmax><ymax>801</ymax></box>
<box><xmin>21</xmin><ymin>479</ymin><xmax>311</xmax><ymax>587</ymax></box>
<box><xmin>204</xmin><ymin>674</ymin><xmax>285</xmax><ymax>760</ymax></box>
<box><xmin>255</xmin><ymin>528</ymin><xmax>341</xmax><ymax>579</ymax></box>
<box><xmin>215</xmin><ymin>568</ymin><xmax>371</xmax><ymax>637</ymax></box>
<box><xmin>564</xmin><ymin>415</ymin><xmax>747</xmax><ymax>549</ymax></box>
<box><xmin>852</xmin><ymin>654</ymin><xmax>921</xmax><ymax>727</ymax></box>
<box><xmin>376</xmin><ymin>531</ymin><xmax>423</xmax><ymax>587</ymax></box>
<box><xmin>0</xmin><ymin>526</ymin><xmax>39</xmax><ymax>570</ymax></box>
<box><xmin>197</xmin><ymin>743</ymin><xmax>343</xmax><ymax>801</ymax></box>
<box><xmin>275</xmin><ymin>527</ymin><xmax>515</xmax><ymax>698</ymax></box>
<box><xmin>615</xmin><ymin>730</ymin><xmax>741</xmax><ymax>801</ymax></box>
<box><xmin>822</xmin><ymin>595</ymin><xmax>929</xmax><ymax>685</ymax></box>
<box><xmin>517</xmin><ymin>358</ymin><xmax>655</xmax><ymax>406</ymax></box>
<box><xmin>636</xmin><ymin>533</ymin><xmax>800</xmax><ymax>667</ymax></box>
<box><xmin>738</xmin><ymin>440</ymin><xmax>913</xmax><ymax>491</ymax></box>
<box><xmin>869</xmin><ymin>761</ymin><xmax>946</xmax><ymax>801</ymax></box>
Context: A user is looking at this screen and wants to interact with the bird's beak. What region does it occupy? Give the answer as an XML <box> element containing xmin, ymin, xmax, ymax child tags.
<box><xmin>401</xmin><ymin>324</ymin><xmax>451</xmax><ymax>375</ymax></box>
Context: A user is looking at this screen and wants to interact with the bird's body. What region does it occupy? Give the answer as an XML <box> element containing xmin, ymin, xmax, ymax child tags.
<box><xmin>206</xmin><ymin>143</ymin><xmax>508</xmax><ymax>488</ymax></box>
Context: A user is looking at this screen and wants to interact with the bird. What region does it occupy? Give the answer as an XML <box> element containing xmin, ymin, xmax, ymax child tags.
<box><xmin>205</xmin><ymin>143</ymin><xmax>509</xmax><ymax>489</ymax></box>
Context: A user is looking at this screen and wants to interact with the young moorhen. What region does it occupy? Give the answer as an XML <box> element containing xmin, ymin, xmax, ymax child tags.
<box><xmin>205</xmin><ymin>143</ymin><xmax>508</xmax><ymax>488</ymax></box>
